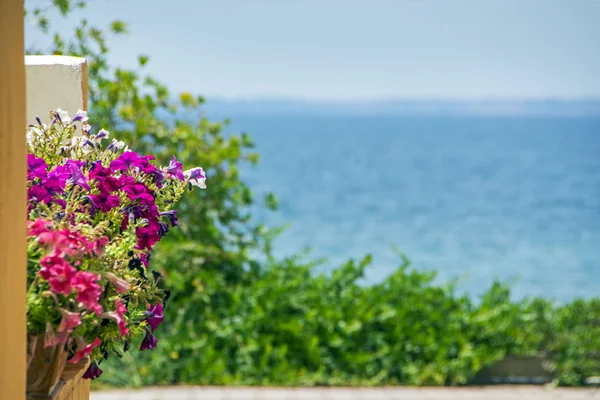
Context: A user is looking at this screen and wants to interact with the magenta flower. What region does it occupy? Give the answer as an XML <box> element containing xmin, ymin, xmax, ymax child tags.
<box><xmin>82</xmin><ymin>361</ymin><xmax>103</xmax><ymax>380</ymax></box>
<box><xmin>27</xmin><ymin>154</ymin><xmax>48</xmax><ymax>180</ymax></box>
<box><xmin>120</xmin><ymin>204</ymin><xmax>142</xmax><ymax>230</ymax></box>
<box><xmin>72</xmin><ymin>272</ymin><xmax>103</xmax><ymax>315</ymax></box>
<box><xmin>145</xmin><ymin>303</ymin><xmax>164</xmax><ymax>332</ymax></box>
<box><xmin>117</xmin><ymin>174</ymin><xmax>135</xmax><ymax>188</ymax></box>
<box><xmin>90</xmin><ymin>192</ymin><xmax>120</xmax><ymax>213</ymax></box>
<box><xmin>166</xmin><ymin>156</ymin><xmax>184</xmax><ymax>181</ymax></box>
<box><xmin>109</xmin><ymin>151</ymin><xmax>143</xmax><ymax>171</ymax></box>
<box><xmin>139</xmin><ymin>155</ymin><xmax>159</xmax><ymax>175</ymax></box>
<box><xmin>132</xmin><ymin>193</ymin><xmax>156</xmax><ymax>209</ymax></box>
<box><xmin>122</xmin><ymin>183</ymin><xmax>153</xmax><ymax>201</ymax></box>
<box><xmin>140</xmin><ymin>330</ymin><xmax>157</xmax><ymax>351</ymax></box>
<box><xmin>89</xmin><ymin>163</ymin><xmax>121</xmax><ymax>193</ymax></box>
<box><xmin>136</xmin><ymin>225</ymin><xmax>160</xmax><ymax>251</ymax></box>
<box><xmin>44</xmin><ymin>165</ymin><xmax>70</xmax><ymax>193</ymax></box>
<box><xmin>28</xmin><ymin>185</ymin><xmax>55</xmax><ymax>204</ymax></box>
<box><xmin>89</xmin><ymin>162</ymin><xmax>115</xmax><ymax>182</ymax></box>
<box><xmin>89</xmin><ymin>161</ymin><xmax>110</xmax><ymax>179</ymax></box>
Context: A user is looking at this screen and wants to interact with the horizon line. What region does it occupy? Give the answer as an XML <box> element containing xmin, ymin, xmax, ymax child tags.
<box><xmin>200</xmin><ymin>96</ymin><xmax>600</xmax><ymax>104</ymax></box>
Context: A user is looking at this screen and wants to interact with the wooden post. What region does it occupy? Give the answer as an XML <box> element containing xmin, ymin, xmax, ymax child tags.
<box><xmin>0</xmin><ymin>1</ymin><xmax>27</xmax><ymax>400</ymax></box>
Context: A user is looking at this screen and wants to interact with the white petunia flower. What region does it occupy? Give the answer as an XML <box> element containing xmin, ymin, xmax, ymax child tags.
<box><xmin>107</xmin><ymin>138</ymin><xmax>126</xmax><ymax>152</ymax></box>
<box><xmin>56</xmin><ymin>108</ymin><xmax>71</xmax><ymax>124</ymax></box>
<box><xmin>184</xmin><ymin>167</ymin><xmax>207</xmax><ymax>189</ymax></box>
<box><xmin>72</xmin><ymin>109</ymin><xmax>89</xmax><ymax>123</ymax></box>
<box><xmin>26</xmin><ymin>124</ymin><xmax>48</xmax><ymax>145</ymax></box>
<box><xmin>95</xmin><ymin>129</ymin><xmax>110</xmax><ymax>141</ymax></box>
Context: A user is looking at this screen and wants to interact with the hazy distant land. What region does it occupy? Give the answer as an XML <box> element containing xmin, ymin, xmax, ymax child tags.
<box><xmin>199</xmin><ymin>98</ymin><xmax>600</xmax><ymax>117</ymax></box>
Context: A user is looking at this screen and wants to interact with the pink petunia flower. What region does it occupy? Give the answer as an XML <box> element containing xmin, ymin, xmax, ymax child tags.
<box><xmin>44</xmin><ymin>322</ymin><xmax>60</xmax><ymax>348</ymax></box>
<box><xmin>27</xmin><ymin>219</ymin><xmax>52</xmax><ymax>236</ymax></box>
<box><xmin>106</xmin><ymin>272</ymin><xmax>129</xmax><ymax>294</ymax></box>
<box><xmin>72</xmin><ymin>272</ymin><xmax>103</xmax><ymax>315</ymax></box>
<box><xmin>69</xmin><ymin>336</ymin><xmax>101</xmax><ymax>364</ymax></box>
<box><xmin>102</xmin><ymin>298</ymin><xmax>129</xmax><ymax>336</ymax></box>
<box><xmin>39</xmin><ymin>255</ymin><xmax>77</xmax><ymax>295</ymax></box>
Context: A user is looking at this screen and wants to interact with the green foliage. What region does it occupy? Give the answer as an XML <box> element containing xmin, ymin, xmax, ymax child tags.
<box><xmin>27</xmin><ymin>1</ymin><xmax>600</xmax><ymax>388</ymax></box>
<box><xmin>92</xmin><ymin>254</ymin><xmax>599</xmax><ymax>387</ymax></box>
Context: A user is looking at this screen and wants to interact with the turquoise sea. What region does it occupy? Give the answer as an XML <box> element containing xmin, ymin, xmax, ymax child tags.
<box><xmin>221</xmin><ymin>115</ymin><xmax>600</xmax><ymax>301</ymax></box>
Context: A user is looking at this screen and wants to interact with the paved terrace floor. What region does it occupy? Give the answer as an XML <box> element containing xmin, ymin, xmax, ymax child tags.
<box><xmin>91</xmin><ymin>386</ymin><xmax>599</xmax><ymax>400</ymax></box>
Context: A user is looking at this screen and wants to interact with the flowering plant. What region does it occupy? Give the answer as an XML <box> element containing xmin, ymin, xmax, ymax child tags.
<box><xmin>25</xmin><ymin>109</ymin><xmax>205</xmax><ymax>389</ymax></box>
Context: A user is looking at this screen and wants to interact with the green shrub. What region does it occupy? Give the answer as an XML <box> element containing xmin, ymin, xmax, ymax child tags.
<box><xmin>92</xmin><ymin>253</ymin><xmax>599</xmax><ymax>387</ymax></box>
<box><xmin>27</xmin><ymin>1</ymin><xmax>600</xmax><ymax>388</ymax></box>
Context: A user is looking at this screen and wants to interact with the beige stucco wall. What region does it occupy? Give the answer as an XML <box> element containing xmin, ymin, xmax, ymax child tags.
<box><xmin>25</xmin><ymin>55</ymin><xmax>87</xmax><ymax>126</ymax></box>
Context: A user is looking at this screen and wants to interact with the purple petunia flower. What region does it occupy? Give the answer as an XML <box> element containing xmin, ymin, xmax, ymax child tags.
<box><xmin>66</xmin><ymin>161</ymin><xmax>90</xmax><ymax>191</ymax></box>
<box><xmin>160</xmin><ymin>210</ymin><xmax>178</xmax><ymax>227</ymax></box>
<box><xmin>158</xmin><ymin>222</ymin><xmax>169</xmax><ymax>237</ymax></box>
<box><xmin>82</xmin><ymin>195</ymin><xmax>98</xmax><ymax>216</ymax></box>
<box><xmin>166</xmin><ymin>156</ymin><xmax>184</xmax><ymax>181</ymax></box>
<box><xmin>148</xmin><ymin>169</ymin><xmax>165</xmax><ymax>188</ymax></box>
<box><xmin>140</xmin><ymin>330</ymin><xmax>157</xmax><ymax>351</ymax></box>
<box><xmin>144</xmin><ymin>303</ymin><xmax>164</xmax><ymax>332</ymax></box>
<box><xmin>82</xmin><ymin>361</ymin><xmax>102</xmax><ymax>380</ymax></box>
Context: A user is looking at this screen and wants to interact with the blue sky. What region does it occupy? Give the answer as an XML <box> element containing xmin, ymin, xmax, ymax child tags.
<box><xmin>25</xmin><ymin>0</ymin><xmax>600</xmax><ymax>101</ymax></box>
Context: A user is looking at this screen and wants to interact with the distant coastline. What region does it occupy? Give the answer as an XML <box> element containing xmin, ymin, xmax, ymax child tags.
<box><xmin>196</xmin><ymin>98</ymin><xmax>600</xmax><ymax>118</ymax></box>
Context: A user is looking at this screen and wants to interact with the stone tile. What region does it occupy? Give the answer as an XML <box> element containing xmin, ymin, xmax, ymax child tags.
<box><xmin>90</xmin><ymin>386</ymin><xmax>600</xmax><ymax>400</ymax></box>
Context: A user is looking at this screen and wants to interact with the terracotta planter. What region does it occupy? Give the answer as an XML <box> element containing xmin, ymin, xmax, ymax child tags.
<box><xmin>26</xmin><ymin>334</ymin><xmax>91</xmax><ymax>400</ymax></box>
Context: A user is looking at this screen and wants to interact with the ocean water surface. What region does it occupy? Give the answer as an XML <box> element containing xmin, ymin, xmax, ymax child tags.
<box><xmin>220</xmin><ymin>115</ymin><xmax>600</xmax><ymax>301</ymax></box>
